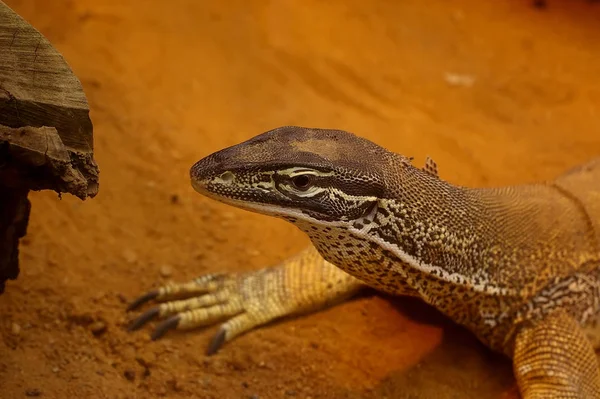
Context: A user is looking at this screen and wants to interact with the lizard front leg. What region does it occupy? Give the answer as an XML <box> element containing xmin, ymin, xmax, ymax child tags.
<box><xmin>513</xmin><ymin>310</ymin><xmax>600</xmax><ymax>399</ymax></box>
<box><xmin>127</xmin><ymin>246</ymin><xmax>377</xmax><ymax>355</ymax></box>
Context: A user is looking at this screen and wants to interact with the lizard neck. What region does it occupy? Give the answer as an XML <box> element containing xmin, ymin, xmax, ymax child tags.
<box><xmin>377</xmin><ymin>166</ymin><xmax>484</xmax><ymax>281</ymax></box>
<box><xmin>291</xmin><ymin>165</ymin><xmax>516</xmax><ymax>296</ymax></box>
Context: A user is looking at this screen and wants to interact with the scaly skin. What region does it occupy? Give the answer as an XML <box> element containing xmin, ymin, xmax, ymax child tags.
<box><xmin>129</xmin><ymin>126</ymin><xmax>600</xmax><ymax>398</ymax></box>
<box><xmin>128</xmin><ymin>246</ymin><xmax>364</xmax><ymax>354</ymax></box>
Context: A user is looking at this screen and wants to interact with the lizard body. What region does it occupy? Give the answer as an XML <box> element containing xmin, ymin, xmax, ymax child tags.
<box><xmin>129</xmin><ymin>126</ymin><xmax>600</xmax><ymax>398</ymax></box>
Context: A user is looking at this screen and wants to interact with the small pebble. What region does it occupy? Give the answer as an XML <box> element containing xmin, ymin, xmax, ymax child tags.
<box><xmin>123</xmin><ymin>369</ymin><xmax>136</xmax><ymax>381</ymax></box>
<box><xmin>159</xmin><ymin>265</ymin><xmax>173</xmax><ymax>278</ymax></box>
<box><xmin>248</xmin><ymin>249</ymin><xmax>261</xmax><ymax>257</ymax></box>
<box><xmin>122</xmin><ymin>249</ymin><xmax>138</xmax><ymax>264</ymax></box>
<box><xmin>222</xmin><ymin>212</ymin><xmax>235</xmax><ymax>220</ymax></box>
<box><xmin>25</xmin><ymin>388</ymin><xmax>41</xmax><ymax>397</ymax></box>
<box><xmin>11</xmin><ymin>322</ymin><xmax>21</xmax><ymax>335</ymax></box>
<box><xmin>51</xmin><ymin>367</ymin><xmax>59</xmax><ymax>373</ymax></box>
<box><xmin>199</xmin><ymin>377</ymin><xmax>212</xmax><ymax>389</ymax></box>
<box><xmin>89</xmin><ymin>321</ymin><xmax>107</xmax><ymax>336</ymax></box>
<box><xmin>167</xmin><ymin>377</ymin><xmax>182</xmax><ymax>392</ymax></box>
<box><xmin>444</xmin><ymin>72</ymin><xmax>476</xmax><ymax>87</ymax></box>
<box><xmin>135</xmin><ymin>352</ymin><xmax>156</xmax><ymax>368</ymax></box>
<box><xmin>170</xmin><ymin>194</ymin><xmax>180</xmax><ymax>204</ymax></box>
<box><xmin>532</xmin><ymin>0</ymin><xmax>547</xmax><ymax>9</ymax></box>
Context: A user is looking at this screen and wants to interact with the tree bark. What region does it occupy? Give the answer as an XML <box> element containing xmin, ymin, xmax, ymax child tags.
<box><xmin>0</xmin><ymin>1</ymin><xmax>99</xmax><ymax>292</ymax></box>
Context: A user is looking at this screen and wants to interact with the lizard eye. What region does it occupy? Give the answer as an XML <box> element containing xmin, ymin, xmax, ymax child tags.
<box><xmin>291</xmin><ymin>174</ymin><xmax>312</xmax><ymax>190</ymax></box>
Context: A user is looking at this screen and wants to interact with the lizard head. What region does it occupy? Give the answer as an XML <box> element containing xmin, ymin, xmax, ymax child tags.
<box><xmin>190</xmin><ymin>126</ymin><xmax>412</xmax><ymax>224</ymax></box>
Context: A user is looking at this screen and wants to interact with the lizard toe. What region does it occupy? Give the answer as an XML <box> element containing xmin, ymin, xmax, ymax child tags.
<box><xmin>151</xmin><ymin>301</ymin><xmax>245</xmax><ymax>340</ymax></box>
<box><xmin>128</xmin><ymin>273</ymin><xmax>231</xmax><ymax>310</ymax></box>
<box><xmin>206</xmin><ymin>313</ymin><xmax>261</xmax><ymax>355</ymax></box>
<box><xmin>151</xmin><ymin>315</ymin><xmax>181</xmax><ymax>340</ymax></box>
<box><xmin>206</xmin><ymin>327</ymin><xmax>227</xmax><ymax>356</ymax></box>
<box><xmin>127</xmin><ymin>307</ymin><xmax>160</xmax><ymax>331</ymax></box>
<box><xmin>128</xmin><ymin>290</ymin><xmax>234</xmax><ymax>332</ymax></box>
<box><xmin>127</xmin><ymin>290</ymin><xmax>159</xmax><ymax>311</ymax></box>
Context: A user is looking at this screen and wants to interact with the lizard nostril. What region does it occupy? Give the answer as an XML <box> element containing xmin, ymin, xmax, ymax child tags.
<box><xmin>219</xmin><ymin>171</ymin><xmax>235</xmax><ymax>183</ymax></box>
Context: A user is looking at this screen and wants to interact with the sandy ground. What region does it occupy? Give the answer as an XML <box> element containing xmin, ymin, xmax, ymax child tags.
<box><xmin>1</xmin><ymin>0</ymin><xmax>600</xmax><ymax>398</ymax></box>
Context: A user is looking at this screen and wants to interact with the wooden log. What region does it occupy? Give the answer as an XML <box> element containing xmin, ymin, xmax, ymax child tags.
<box><xmin>0</xmin><ymin>125</ymin><xmax>97</xmax><ymax>198</ymax></box>
<box><xmin>0</xmin><ymin>187</ymin><xmax>29</xmax><ymax>294</ymax></box>
<box><xmin>0</xmin><ymin>1</ymin><xmax>99</xmax><ymax>291</ymax></box>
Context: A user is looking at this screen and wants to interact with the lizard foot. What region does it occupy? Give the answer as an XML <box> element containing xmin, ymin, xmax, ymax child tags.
<box><xmin>127</xmin><ymin>247</ymin><xmax>364</xmax><ymax>355</ymax></box>
<box><xmin>127</xmin><ymin>272</ymin><xmax>270</xmax><ymax>355</ymax></box>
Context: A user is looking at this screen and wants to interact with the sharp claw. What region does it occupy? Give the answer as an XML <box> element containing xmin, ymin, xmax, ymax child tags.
<box><xmin>151</xmin><ymin>315</ymin><xmax>180</xmax><ymax>340</ymax></box>
<box><xmin>127</xmin><ymin>307</ymin><xmax>160</xmax><ymax>331</ymax></box>
<box><xmin>206</xmin><ymin>328</ymin><xmax>226</xmax><ymax>356</ymax></box>
<box><xmin>127</xmin><ymin>290</ymin><xmax>159</xmax><ymax>311</ymax></box>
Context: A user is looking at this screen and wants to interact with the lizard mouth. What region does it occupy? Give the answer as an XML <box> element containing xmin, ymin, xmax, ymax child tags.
<box><xmin>190</xmin><ymin>175</ymin><xmax>340</xmax><ymax>225</ymax></box>
<box><xmin>190</xmin><ymin>178</ymin><xmax>206</xmax><ymax>195</ymax></box>
<box><xmin>190</xmin><ymin>175</ymin><xmax>282</xmax><ymax>215</ymax></box>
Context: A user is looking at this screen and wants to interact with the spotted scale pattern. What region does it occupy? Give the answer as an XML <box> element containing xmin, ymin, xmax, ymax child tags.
<box><xmin>134</xmin><ymin>126</ymin><xmax>600</xmax><ymax>398</ymax></box>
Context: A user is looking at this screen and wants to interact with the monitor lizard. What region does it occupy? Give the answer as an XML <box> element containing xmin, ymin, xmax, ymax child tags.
<box><xmin>128</xmin><ymin>126</ymin><xmax>600</xmax><ymax>398</ymax></box>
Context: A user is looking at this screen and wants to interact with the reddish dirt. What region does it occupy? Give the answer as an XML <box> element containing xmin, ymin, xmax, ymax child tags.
<box><xmin>2</xmin><ymin>0</ymin><xmax>600</xmax><ymax>398</ymax></box>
